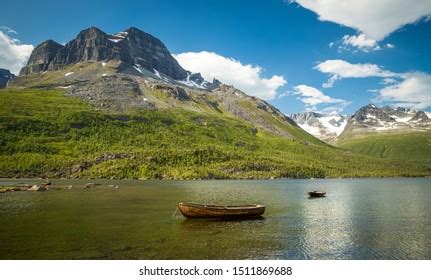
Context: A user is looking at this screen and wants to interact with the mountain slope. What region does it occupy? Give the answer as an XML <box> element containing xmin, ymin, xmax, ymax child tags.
<box><xmin>2</xmin><ymin>26</ymin><xmax>430</xmax><ymax>178</ymax></box>
<box><xmin>1</xmin><ymin>88</ymin><xmax>429</xmax><ymax>179</ymax></box>
<box><xmin>335</xmin><ymin>104</ymin><xmax>431</xmax><ymax>164</ymax></box>
<box><xmin>338</xmin><ymin>132</ymin><xmax>431</xmax><ymax>164</ymax></box>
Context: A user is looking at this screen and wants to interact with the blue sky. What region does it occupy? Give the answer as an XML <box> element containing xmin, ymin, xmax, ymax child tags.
<box><xmin>1</xmin><ymin>0</ymin><xmax>431</xmax><ymax>114</ymax></box>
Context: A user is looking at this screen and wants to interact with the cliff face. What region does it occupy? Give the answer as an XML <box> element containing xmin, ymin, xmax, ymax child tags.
<box><xmin>0</xmin><ymin>69</ymin><xmax>15</xmax><ymax>88</ymax></box>
<box><xmin>121</xmin><ymin>27</ymin><xmax>189</xmax><ymax>80</ymax></box>
<box><xmin>19</xmin><ymin>26</ymin><xmax>205</xmax><ymax>85</ymax></box>
<box><xmin>47</xmin><ymin>27</ymin><xmax>132</xmax><ymax>71</ymax></box>
<box><xmin>19</xmin><ymin>40</ymin><xmax>63</xmax><ymax>75</ymax></box>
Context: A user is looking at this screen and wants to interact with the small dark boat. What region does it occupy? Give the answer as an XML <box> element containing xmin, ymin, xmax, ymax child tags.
<box><xmin>178</xmin><ymin>202</ymin><xmax>265</xmax><ymax>219</ymax></box>
<box><xmin>308</xmin><ymin>191</ymin><xmax>326</xmax><ymax>198</ymax></box>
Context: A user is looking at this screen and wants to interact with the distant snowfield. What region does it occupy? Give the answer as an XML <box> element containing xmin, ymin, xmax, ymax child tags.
<box><xmin>319</xmin><ymin>115</ymin><xmax>348</xmax><ymax>136</ymax></box>
<box><xmin>298</xmin><ymin>123</ymin><xmax>322</xmax><ymax>137</ymax></box>
<box><xmin>290</xmin><ymin>112</ymin><xmax>348</xmax><ymax>140</ymax></box>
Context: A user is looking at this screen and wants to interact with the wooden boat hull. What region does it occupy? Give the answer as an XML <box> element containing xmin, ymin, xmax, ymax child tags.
<box><xmin>178</xmin><ymin>203</ymin><xmax>265</xmax><ymax>219</ymax></box>
<box><xmin>308</xmin><ymin>191</ymin><xmax>326</xmax><ymax>198</ymax></box>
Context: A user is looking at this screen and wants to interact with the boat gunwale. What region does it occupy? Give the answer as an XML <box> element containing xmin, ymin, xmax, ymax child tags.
<box><xmin>178</xmin><ymin>202</ymin><xmax>265</xmax><ymax>210</ymax></box>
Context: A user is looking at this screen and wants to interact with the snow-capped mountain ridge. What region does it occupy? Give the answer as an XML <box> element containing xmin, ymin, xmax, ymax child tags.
<box><xmin>289</xmin><ymin>112</ymin><xmax>348</xmax><ymax>141</ymax></box>
<box><xmin>290</xmin><ymin>104</ymin><xmax>431</xmax><ymax>142</ymax></box>
<box><xmin>343</xmin><ymin>104</ymin><xmax>430</xmax><ymax>136</ymax></box>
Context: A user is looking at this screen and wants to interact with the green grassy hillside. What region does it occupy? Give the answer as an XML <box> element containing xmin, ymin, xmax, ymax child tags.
<box><xmin>1</xmin><ymin>88</ymin><xmax>430</xmax><ymax>179</ymax></box>
<box><xmin>338</xmin><ymin>133</ymin><xmax>431</xmax><ymax>164</ymax></box>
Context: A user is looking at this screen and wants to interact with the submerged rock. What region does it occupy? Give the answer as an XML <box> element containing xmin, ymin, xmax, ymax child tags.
<box><xmin>85</xmin><ymin>182</ymin><xmax>100</xmax><ymax>188</ymax></box>
<box><xmin>28</xmin><ymin>185</ymin><xmax>39</xmax><ymax>191</ymax></box>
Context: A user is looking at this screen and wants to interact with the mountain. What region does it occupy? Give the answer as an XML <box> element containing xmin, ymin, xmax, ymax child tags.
<box><xmin>0</xmin><ymin>69</ymin><xmax>15</xmax><ymax>88</ymax></box>
<box><xmin>336</xmin><ymin>104</ymin><xmax>431</xmax><ymax>164</ymax></box>
<box><xmin>11</xmin><ymin>26</ymin><xmax>302</xmax><ymax>138</ymax></box>
<box><xmin>289</xmin><ymin>112</ymin><xmax>348</xmax><ymax>142</ymax></box>
<box><xmin>2</xmin><ymin>27</ymin><xmax>430</xmax><ymax>179</ymax></box>
<box><xmin>290</xmin><ymin>104</ymin><xmax>430</xmax><ymax>142</ymax></box>
<box><xmin>339</xmin><ymin>104</ymin><xmax>430</xmax><ymax>138</ymax></box>
<box><xmin>19</xmin><ymin>27</ymin><xmax>210</xmax><ymax>88</ymax></box>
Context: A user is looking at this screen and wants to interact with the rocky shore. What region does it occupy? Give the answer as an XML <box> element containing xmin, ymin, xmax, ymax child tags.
<box><xmin>0</xmin><ymin>182</ymin><xmax>118</xmax><ymax>193</ymax></box>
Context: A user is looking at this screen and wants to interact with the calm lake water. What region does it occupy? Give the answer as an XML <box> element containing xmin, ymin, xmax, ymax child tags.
<box><xmin>0</xmin><ymin>178</ymin><xmax>430</xmax><ymax>260</ymax></box>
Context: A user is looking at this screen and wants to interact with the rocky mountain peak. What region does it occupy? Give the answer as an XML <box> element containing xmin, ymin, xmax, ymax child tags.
<box><xmin>19</xmin><ymin>40</ymin><xmax>63</xmax><ymax>75</ymax></box>
<box><xmin>339</xmin><ymin>104</ymin><xmax>430</xmax><ymax>139</ymax></box>
<box><xmin>73</xmin><ymin>27</ymin><xmax>111</xmax><ymax>46</ymax></box>
<box><xmin>0</xmin><ymin>68</ymin><xmax>15</xmax><ymax>88</ymax></box>
<box><xmin>410</xmin><ymin>111</ymin><xmax>429</xmax><ymax>122</ymax></box>
<box><xmin>19</xmin><ymin>26</ymin><xmax>215</xmax><ymax>89</ymax></box>
<box><xmin>119</xmin><ymin>27</ymin><xmax>188</xmax><ymax>80</ymax></box>
<box><xmin>47</xmin><ymin>27</ymin><xmax>132</xmax><ymax>71</ymax></box>
<box><xmin>352</xmin><ymin>103</ymin><xmax>396</xmax><ymax>123</ymax></box>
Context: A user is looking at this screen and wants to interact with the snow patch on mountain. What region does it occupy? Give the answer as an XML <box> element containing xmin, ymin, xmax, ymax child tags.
<box><xmin>176</xmin><ymin>73</ymin><xmax>207</xmax><ymax>89</ymax></box>
<box><xmin>289</xmin><ymin>112</ymin><xmax>348</xmax><ymax>141</ymax></box>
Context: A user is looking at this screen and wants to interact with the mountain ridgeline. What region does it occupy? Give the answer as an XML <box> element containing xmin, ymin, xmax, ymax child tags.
<box><xmin>20</xmin><ymin>27</ymin><xmax>209</xmax><ymax>86</ymax></box>
<box><xmin>1</xmin><ymin>26</ymin><xmax>430</xmax><ymax>179</ymax></box>
<box><xmin>292</xmin><ymin>105</ymin><xmax>431</xmax><ymax>164</ymax></box>
<box><xmin>291</xmin><ymin>105</ymin><xmax>430</xmax><ymax>142</ymax></box>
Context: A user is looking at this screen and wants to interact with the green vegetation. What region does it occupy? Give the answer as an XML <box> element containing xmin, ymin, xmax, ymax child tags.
<box><xmin>1</xmin><ymin>88</ymin><xmax>430</xmax><ymax>179</ymax></box>
<box><xmin>338</xmin><ymin>133</ymin><xmax>431</xmax><ymax>165</ymax></box>
<box><xmin>10</xmin><ymin>61</ymin><xmax>119</xmax><ymax>88</ymax></box>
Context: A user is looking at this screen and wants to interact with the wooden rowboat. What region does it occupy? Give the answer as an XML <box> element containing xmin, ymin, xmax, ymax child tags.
<box><xmin>308</xmin><ymin>191</ymin><xmax>326</xmax><ymax>198</ymax></box>
<box><xmin>178</xmin><ymin>202</ymin><xmax>265</xmax><ymax>219</ymax></box>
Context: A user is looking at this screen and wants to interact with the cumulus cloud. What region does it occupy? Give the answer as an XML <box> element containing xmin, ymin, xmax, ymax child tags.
<box><xmin>0</xmin><ymin>29</ymin><xmax>33</xmax><ymax>74</ymax></box>
<box><xmin>292</xmin><ymin>85</ymin><xmax>348</xmax><ymax>112</ymax></box>
<box><xmin>315</xmin><ymin>59</ymin><xmax>397</xmax><ymax>88</ymax></box>
<box><xmin>174</xmin><ymin>51</ymin><xmax>286</xmax><ymax>100</ymax></box>
<box><xmin>313</xmin><ymin>59</ymin><xmax>431</xmax><ymax>110</ymax></box>
<box><xmin>378</xmin><ymin>72</ymin><xmax>431</xmax><ymax>109</ymax></box>
<box><xmin>290</xmin><ymin>0</ymin><xmax>431</xmax><ymax>41</ymax></box>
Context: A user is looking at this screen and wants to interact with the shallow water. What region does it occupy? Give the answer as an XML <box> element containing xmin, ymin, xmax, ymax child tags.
<box><xmin>0</xmin><ymin>178</ymin><xmax>430</xmax><ymax>259</ymax></box>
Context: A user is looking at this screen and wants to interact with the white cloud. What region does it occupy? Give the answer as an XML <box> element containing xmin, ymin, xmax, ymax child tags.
<box><xmin>0</xmin><ymin>26</ymin><xmax>17</xmax><ymax>34</ymax></box>
<box><xmin>315</xmin><ymin>59</ymin><xmax>397</xmax><ymax>87</ymax></box>
<box><xmin>291</xmin><ymin>0</ymin><xmax>431</xmax><ymax>40</ymax></box>
<box><xmin>0</xmin><ymin>29</ymin><xmax>34</xmax><ymax>74</ymax></box>
<box><xmin>378</xmin><ymin>72</ymin><xmax>431</xmax><ymax>109</ymax></box>
<box><xmin>293</xmin><ymin>84</ymin><xmax>347</xmax><ymax>107</ymax></box>
<box><xmin>321</xmin><ymin>103</ymin><xmax>351</xmax><ymax>114</ymax></box>
<box><xmin>174</xmin><ymin>51</ymin><xmax>286</xmax><ymax>100</ymax></box>
<box><xmin>381</xmin><ymin>78</ymin><xmax>398</xmax><ymax>85</ymax></box>
<box><xmin>331</xmin><ymin>34</ymin><xmax>395</xmax><ymax>53</ymax></box>
<box><xmin>341</xmin><ymin>33</ymin><xmax>379</xmax><ymax>52</ymax></box>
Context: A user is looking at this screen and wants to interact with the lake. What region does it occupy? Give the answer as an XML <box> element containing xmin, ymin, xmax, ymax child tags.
<box><xmin>0</xmin><ymin>178</ymin><xmax>430</xmax><ymax>259</ymax></box>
